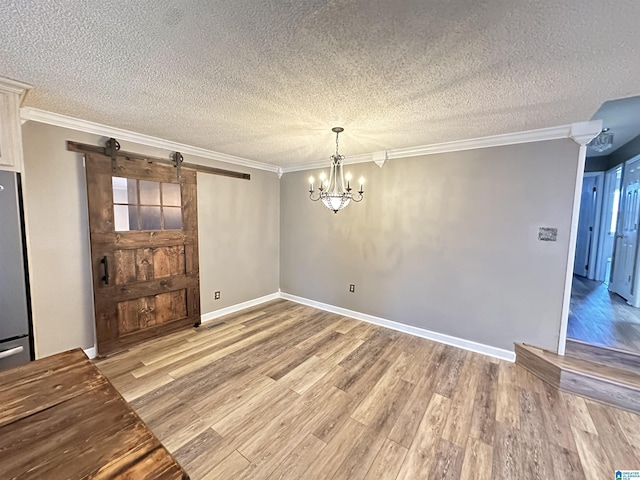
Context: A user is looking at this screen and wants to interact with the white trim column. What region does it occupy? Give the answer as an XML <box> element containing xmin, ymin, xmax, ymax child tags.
<box><xmin>557</xmin><ymin>120</ymin><xmax>603</xmax><ymax>355</ymax></box>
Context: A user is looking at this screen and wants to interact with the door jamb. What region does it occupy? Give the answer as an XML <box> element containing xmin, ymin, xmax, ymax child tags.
<box><xmin>595</xmin><ymin>165</ymin><xmax>622</xmax><ymax>283</ymax></box>
<box><xmin>624</xmin><ymin>154</ymin><xmax>640</xmax><ymax>307</ymax></box>
<box><xmin>557</xmin><ymin>120</ymin><xmax>602</xmax><ymax>356</ymax></box>
<box><xmin>582</xmin><ymin>172</ymin><xmax>604</xmax><ymax>280</ymax></box>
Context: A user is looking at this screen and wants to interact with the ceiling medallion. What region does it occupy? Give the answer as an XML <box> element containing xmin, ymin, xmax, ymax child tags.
<box><xmin>308</xmin><ymin>127</ymin><xmax>364</xmax><ymax>213</ymax></box>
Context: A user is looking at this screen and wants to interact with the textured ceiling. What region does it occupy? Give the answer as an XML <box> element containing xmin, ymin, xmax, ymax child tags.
<box><xmin>1</xmin><ymin>0</ymin><xmax>640</xmax><ymax>167</ymax></box>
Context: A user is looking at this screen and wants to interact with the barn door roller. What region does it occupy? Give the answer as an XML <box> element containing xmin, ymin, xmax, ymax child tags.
<box><xmin>105</xmin><ymin>138</ymin><xmax>120</xmax><ymax>173</ymax></box>
<box><xmin>172</xmin><ymin>152</ymin><xmax>184</xmax><ymax>180</ymax></box>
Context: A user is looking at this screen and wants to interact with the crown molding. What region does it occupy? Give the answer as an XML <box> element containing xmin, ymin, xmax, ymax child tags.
<box><xmin>20</xmin><ymin>108</ymin><xmax>601</xmax><ymax>175</ymax></box>
<box><xmin>284</xmin><ymin>152</ymin><xmax>373</xmax><ymax>173</ymax></box>
<box><xmin>0</xmin><ymin>77</ymin><xmax>32</xmax><ymax>95</ymax></box>
<box><xmin>570</xmin><ymin>119</ymin><xmax>603</xmax><ymax>146</ymax></box>
<box><xmin>20</xmin><ymin>107</ymin><xmax>280</xmax><ymax>173</ymax></box>
<box><xmin>281</xmin><ymin>121</ymin><xmax>601</xmax><ymax>173</ymax></box>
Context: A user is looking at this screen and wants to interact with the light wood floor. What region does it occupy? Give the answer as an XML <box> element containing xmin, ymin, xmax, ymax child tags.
<box><xmin>96</xmin><ymin>299</ymin><xmax>640</xmax><ymax>479</ymax></box>
<box><xmin>568</xmin><ymin>275</ymin><xmax>640</xmax><ymax>353</ymax></box>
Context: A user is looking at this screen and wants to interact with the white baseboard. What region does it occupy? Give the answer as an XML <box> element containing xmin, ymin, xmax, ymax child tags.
<box><xmin>83</xmin><ymin>290</ymin><xmax>515</xmax><ymax>362</ymax></box>
<box><xmin>83</xmin><ymin>346</ymin><xmax>96</xmax><ymax>359</ymax></box>
<box><xmin>200</xmin><ymin>292</ymin><xmax>280</xmax><ymax>324</ymax></box>
<box><xmin>279</xmin><ymin>292</ymin><xmax>516</xmax><ymax>362</ymax></box>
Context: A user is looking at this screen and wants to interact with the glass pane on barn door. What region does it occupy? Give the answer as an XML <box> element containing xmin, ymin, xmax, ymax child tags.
<box><xmin>163</xmin><ymin>207</ymin><xmax>183</xmax><ymax>230</ymax></box>
<box><xmin>139</xmin><ymin>180</ymin><xmax>161</xmax><ymax>205</ymax></box>
<box><xmin>162</xmin><ymin>183</ymin><xmax>181</xmax><ymax>206</ymax></box>
<box><xmin>140</xmin><ymin>206</ymin><xmax>162</xmax><ymax>230</ymax></box>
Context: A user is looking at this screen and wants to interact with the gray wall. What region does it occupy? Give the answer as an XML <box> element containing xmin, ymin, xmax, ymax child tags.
<box><xmin>585</xmin><ymin>133</ymin><xmax>640</xmax><ymax>172</ymax></box>
<box><xmin>280</xmin><ymin>139</ymin><xmax>581</xmax><ymax>352</ymax></box>
<box><xmin>584</xmin><ymin>155</ymin><xmax>610</xmax><ymax>172</ymax></box>
<box><xmin>21</xmin><ymin>121</ymin><xmax>279</xmax><ymax>358</ymax></box>
<box><xmin>607</xmin><ymin>133</ymin><xmax>640</xmax><ymax>168</ymax></box>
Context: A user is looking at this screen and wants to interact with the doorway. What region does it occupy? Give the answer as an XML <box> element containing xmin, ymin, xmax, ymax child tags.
<box><xmin>573</xmin><ymin>172</ymin><xmax>603</xmax><ymax>279</ymax></box>
<box><xmin>567</xmin><ymin>160</ymin><xmax>640</xmax><ymax>353</ymax></box>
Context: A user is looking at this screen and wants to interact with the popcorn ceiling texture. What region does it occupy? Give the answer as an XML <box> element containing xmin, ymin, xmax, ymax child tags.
<box><xmin>1</xmin><ymin>0</ymin><xmax>639</xmax><ymax>167</ymax></box>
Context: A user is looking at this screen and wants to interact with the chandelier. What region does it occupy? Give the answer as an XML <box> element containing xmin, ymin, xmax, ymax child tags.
<box><xmin>588</xmin><ymin>128</ymin><xmax>614</xmax><ymax>153</ymax></box>
<box><xmin>309</xmin><ymin>127</ymin><xmax>364</xmax><ymax>213</ymax></box>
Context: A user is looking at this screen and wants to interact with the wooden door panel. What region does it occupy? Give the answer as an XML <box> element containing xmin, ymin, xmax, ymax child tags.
<box><xmin>155</xmin><ymin>290</ymin><xmax>188</xmax><ymax>323</ymax></box>
<box><xmin>136</xmin><ymin>248</ymin><xmax>154</xmax><ymax>281</ymax></box>
<box><xmin>84</xmin><ymin>152</ymin><xmax>200</xmax><ymax>356</ymax></box>
<box><xmin>114</xmin><ymin>250</ymin><xmax>137</xmax><ymax>284</ymax></box>
<box><xmin>117</xmin><ymin>290</ymin><xmax>188</xmax><ymax>334</ymax></box>
<box><xmin>112</xmin><ymin>246</ymin><xmax>186</xmax><ymax>285</ymax></box>
<box><xmin>100</xmin><ymin>315</ymin><xmax>195</xmax><ymax>356</ymax></box>
<box><xmin>152</xmin><ymin>246</ymin><xmax>186</xmax><ymax>278</ymax></box>
<box><xmin>118</xmin><ymin>296</ymin><xmax>156</xmax><ymax>333</ymax></box>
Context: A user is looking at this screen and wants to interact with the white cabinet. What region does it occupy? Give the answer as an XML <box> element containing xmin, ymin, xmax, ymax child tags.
<box><xmin>0</xmin><ymin>78</ymin><xmax>31</xmax><ymax>172</ymax></box>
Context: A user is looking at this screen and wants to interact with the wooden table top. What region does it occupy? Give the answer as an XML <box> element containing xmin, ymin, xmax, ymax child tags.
<box><xmin>0</xmin><ymin>348</ymin><xmax>189</xmax><ymax>480</ymax></box>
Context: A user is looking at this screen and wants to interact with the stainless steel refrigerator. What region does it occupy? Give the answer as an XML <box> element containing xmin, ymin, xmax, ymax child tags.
<box><xmin>0</xmin><ymin>170</ymin><xmax>33</xmax><ymax>370</ymax></box>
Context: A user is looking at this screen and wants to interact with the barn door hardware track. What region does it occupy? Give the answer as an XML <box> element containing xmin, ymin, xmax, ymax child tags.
<box><xmin>67</xmin><ymin>139</ymin><xmax>251</xmax><ymax>180</ymax></box>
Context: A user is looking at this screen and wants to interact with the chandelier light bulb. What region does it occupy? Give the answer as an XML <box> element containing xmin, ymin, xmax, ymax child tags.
<box><xmin>345</xmin><ymin>172</ymin><xmax>352</xmax><ymax>181</ymax></box>
<box><xmin>309</xmin><ymin>175</ymin><xmax>314</xmax><ymax>185</ymax></box>
<box><xmin>319</xmin><ymin>172</ymin><xmax>326</xmax><ymax>181</ymax></box>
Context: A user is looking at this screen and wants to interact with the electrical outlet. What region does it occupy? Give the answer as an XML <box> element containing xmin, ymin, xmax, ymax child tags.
<box><xmin>349</xmin><ymin>284</ymin><xmax>355</xmax><ymax>293</ymax></box>
<box><xmin>214</xmin><ymin>291</ymin><xmax>220</xmax><ymax>300</ymax></box>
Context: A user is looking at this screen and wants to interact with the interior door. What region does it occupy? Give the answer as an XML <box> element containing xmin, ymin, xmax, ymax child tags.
<box><xmin>611</xmin><ymin>159</ymin><xmax>640</xmax><ymax>301</ymax></box>
<box><xmin>574</xmin><ymin>175</ymin><xmax>598</xmax><ymax>277</ymax></box>
<box><xmin>85</xmin><ymin>152</ymin><xmax>200</xmax><ymax>356</ymax></box>
<box><xmin>597</xmin><ymin>166</ymin><xmax>622</xmax><ymax>283</ymax></box>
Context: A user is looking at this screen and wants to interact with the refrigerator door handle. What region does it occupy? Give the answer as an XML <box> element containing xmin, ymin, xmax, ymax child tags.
<box><xmin>0</xmin><ymin>345</ymin><xmax>24</xmax><ymax>360</ymax></box>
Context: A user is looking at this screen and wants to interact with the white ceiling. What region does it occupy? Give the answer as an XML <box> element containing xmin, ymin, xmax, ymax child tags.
<box><xmin>1</xmin><ymin>1</ymin><xmax>640</xmax><ymax>167</ymax></box>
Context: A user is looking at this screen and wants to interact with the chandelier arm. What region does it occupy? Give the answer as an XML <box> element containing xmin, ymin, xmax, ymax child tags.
<box><xmin>351</xmin><ymin>193</ymin><xmax>364</xmax><ymax>202</ymax></box>
<box><xmin>309</xmin><ymin>191</ymin><xmax>322</xmax><ymax>201</ymax></box>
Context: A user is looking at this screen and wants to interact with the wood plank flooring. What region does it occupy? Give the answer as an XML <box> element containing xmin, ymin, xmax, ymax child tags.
<box><xmin>96</xmin><ymin>299</ymin><xmax>640</xmax><ymax>479</ymax></box>
<box><xmin>515</xmin><ymin>343</ymin><xmax>640</xmax><ymax>414</ymax></box>
<box><xmin>568</xmin><ymin>274</ymin><xmax>640</xmax><ymax>352</ymax></box>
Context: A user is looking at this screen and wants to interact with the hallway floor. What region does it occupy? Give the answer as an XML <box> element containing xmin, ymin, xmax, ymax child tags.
<box><xmin>568</xmin><ymin>275</ymin><xmax>640</xmax><ymax>353</ymax></box>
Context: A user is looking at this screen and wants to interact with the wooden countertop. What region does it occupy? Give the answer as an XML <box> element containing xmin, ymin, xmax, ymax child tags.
<box><xmin>0</xmin><ymin>348</ymin><xmax>189</xmax><ymax>479</ymax></box>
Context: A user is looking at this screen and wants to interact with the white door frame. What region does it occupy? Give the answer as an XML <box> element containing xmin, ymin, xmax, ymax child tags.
<box><xmin>582</xmin><ymin>172</ymin><xmax>605</xmax><ymax>280</ymax></box>
<box><xmin>595</xmin><ymin>165</ymin><xmax>622</xmax><ymax>282</ymax></box>
<box><xmin>557</xmin><ymin>121</ymin><xmax>603</xmax><ymax>356</ymax></box>
<box><xmin>623</xmin><ymin>154</ymin><xmax>640</xmax><ymax>307</ymax></box>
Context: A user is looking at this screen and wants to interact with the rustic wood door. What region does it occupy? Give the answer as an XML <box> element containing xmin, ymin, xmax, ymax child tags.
<box><xmin>84</xmin><ymin>152</ymin><xmax>200</xmax><ymax>356</ymax></box>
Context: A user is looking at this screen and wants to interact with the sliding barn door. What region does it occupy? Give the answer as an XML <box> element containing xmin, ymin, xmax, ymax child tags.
<box><xmin>85</xmin><ymin>152</ymin><xmax>200</xmax><ymax>356</ymax></box>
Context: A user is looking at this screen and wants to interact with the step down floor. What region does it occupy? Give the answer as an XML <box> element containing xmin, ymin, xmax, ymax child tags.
<box><xmin>515</xmin><ymin>342</ymin><xmax>640</xmax><ymax>414</ymax></box>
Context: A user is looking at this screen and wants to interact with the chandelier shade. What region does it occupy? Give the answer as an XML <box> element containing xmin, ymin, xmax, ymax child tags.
<box><xmin>588</xmin><ymin>128</ymin><xmax>614</xmax><ymax>153</ymax></box>
<box><xmin>309</xmin><ymin>127</ymin><xmax>364</xmax><ymax>213</ymax></box>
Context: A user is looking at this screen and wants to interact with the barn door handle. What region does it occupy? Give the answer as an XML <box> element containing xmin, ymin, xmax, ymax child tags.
<box><xmin>101</xmin><ymin>256</ymin><xmax>110</xmax><ymax>285</ymax></box>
